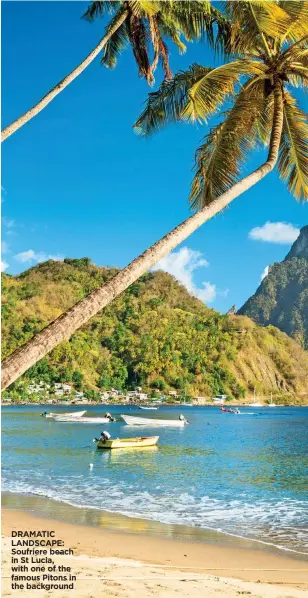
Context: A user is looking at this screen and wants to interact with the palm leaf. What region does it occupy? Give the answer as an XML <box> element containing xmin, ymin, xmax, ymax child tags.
<box><xmin>227</xmin><ymin>0</ymin><xmax>292</xmax><ymax>55</ymax></box>
<box><xmin>190</xmin><ymin>80</ymin><xmax>269</xmax><ymax>209</ymax></box>
<box><xmin>127</xmin><ymin>14</ymin><xmax>153</xmax><ymax>84</ymax></box>
<box><xmin>82</xmin><ymin>1</ymin><xmax>119</xmax><ymax>21</ymax></box>
<box><xmin>156</xmin><ymin>15</ymin><xmax>187</xmax><ymax>54</ymax></box>
<box><xmin>278</xmin><ymin>1</ymin><xmax>308</xmax><ymax>43</ymax></box>
<box><xmin>129</xmin><ymin>1</ymin><xmax>161</xmax><ymax>17</ymax></box>
<box><xmin>181</xmin><ymin>59</ymin><xmax>267</xmax><ymax>123</ymax></box>
<box><xmin>159</xmin><ymin>1</ymin><xmax>231</xmax><ymax>55</ymax></box>
<box><xmin>287</xmin><ymin>68</ymin><xmax>308</xmax><ymax>90</ymax></box>
<box><xmin>134</xmin><ymin>64</ymin><xmax>214</xmax><ymax>135</ymax></box>
<box><xmin>101</xmin><ymin>7</ymin><xmax>129</xmax><ymax>69</ymax></box>
<box><xmin>277</xmin><ymin>91</ymin><xmax>308</xmax><ymax>201</ymax></box>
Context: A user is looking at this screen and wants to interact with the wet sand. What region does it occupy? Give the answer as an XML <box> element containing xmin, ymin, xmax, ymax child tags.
<box><xmin>2</xmin><ymin>507</ymin><xmax>308</xmax><ymax>598</ymax></box>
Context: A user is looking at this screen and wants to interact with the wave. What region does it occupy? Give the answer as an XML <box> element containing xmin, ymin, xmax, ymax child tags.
<box><xmin>3</xmin><ymin>475</ymin><xmax>308</xmax><ymax>556</ymax></box>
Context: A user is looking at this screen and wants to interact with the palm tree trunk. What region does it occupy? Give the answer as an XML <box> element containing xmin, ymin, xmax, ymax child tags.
<box><xmin>1</xmin><ymin>10</ymin><xmax>128</xmax><ymax>142</ymax></box>
<box><xmin>1</xmin><ymin>83</ymin><xmax>284</xmax><ymax>389</ymax></box>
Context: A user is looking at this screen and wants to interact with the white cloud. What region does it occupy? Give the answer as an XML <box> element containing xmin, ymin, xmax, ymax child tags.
<box><xmin>14</xmin><ymin>249</ymin><xmax>64</xmax><ymax>264</ymax></box>
<box><xmin>152</xmin><ymin>246</ymin><xmax>228</xmax><ymax>304</ymax></box>
<box><xmin>48</xmin><ymin>254</ymin><xmax>64</xmax><ymax>262</ymax></box>
<box><xmin>1</xmin><ymin>241</ymin><xmax>9</xmax><ymax>254</ymax></box>
<box><xmin>15</xmin><ymin>249</ymin><xmax>38</xmax><ymax>263</ymax></box>
<box><xmin>260</xmin><ymin>265</ymin><xmax>269</xmax><ymax>281</ymax></box>
<box><xmin>249</xmin><ymin>222</ymin><xmax>300</xmax><ymax>244</ymax></box>
<box><xmin>1</xmin><ymin>260</ymin><xmax>9</xmax><ymax>272</ymax></box>
<box><xmin>2</xmin><ymin>217</ymin><xmax>15</xmax><ymax>229</ymax></box>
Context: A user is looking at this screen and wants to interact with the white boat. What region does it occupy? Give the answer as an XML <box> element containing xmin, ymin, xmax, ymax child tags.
<box><xmin>268</xmin><ymin>393</ymin><xmax>276</xmax><ymax>407</ymax></box>
<box><xmin>248</xmin><ymin>402</ymin><xmax>263</xmax><ymax>407</ymax></box>
<box><xmin>44</xmin><ymin>410</ymin><xmax>87</xmax><ymax>418</ymax></box>
<box><xmin>121</xmin><ymin>414</ymin><xmax>188</xmax><ymax>427</ymax></box>
<box><xmin>53</xmin><ymin>416</ymin><xmax>111</xmax><ymax>424</ymax></box>
<box><xmin>139</xmin><ymin>406</ymin><xmax>158</xmax><ymax>410</ymax></box>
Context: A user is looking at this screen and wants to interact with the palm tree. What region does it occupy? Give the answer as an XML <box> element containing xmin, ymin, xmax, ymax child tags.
<box><xmin>2</xmin><ymin>0</ymin><xmax>308</xmax><ymax>390</ymax></box>
<box><xmin>1</xmin><ymin>0</ymin><xmax>227</xmax><ymax>142</ymax></box>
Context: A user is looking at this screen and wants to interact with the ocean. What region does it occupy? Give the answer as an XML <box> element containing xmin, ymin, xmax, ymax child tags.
<box><xmin>2</xmin><ymin>404</ymin><xmax>308</xmax><ymax>555</ymax></box>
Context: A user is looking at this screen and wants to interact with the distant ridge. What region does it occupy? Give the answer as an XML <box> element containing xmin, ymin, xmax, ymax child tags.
<box><xmin>239</xmin><ymin>226</ymin><xmax>308</xmax><ymax>348</ymax></box>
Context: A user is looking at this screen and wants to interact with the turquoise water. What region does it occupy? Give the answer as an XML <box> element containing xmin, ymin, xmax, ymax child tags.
<box><xmin>2</xmin><ymin>405</ymin><xmax>308</xmax><ymax>554</ymax></box>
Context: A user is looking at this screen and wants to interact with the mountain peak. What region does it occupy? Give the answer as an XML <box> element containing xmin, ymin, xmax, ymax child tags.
<box><xmin>239</xmin><ymin>225</ymin><xmax>308</xmax><ymax>348</ymax></box>
<box><xmin>285</xmin><ymin>225</ymin><xmax>308</xmax><ymax>261</ymax></box>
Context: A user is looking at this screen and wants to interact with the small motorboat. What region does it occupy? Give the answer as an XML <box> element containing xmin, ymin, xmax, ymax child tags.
<box><xmin>94</xmin><ymin>436</ymin><xmax>159</xmax><ymax>450</ymax></box>
<box><xmin>121</xmin><ymin>414</ymin><xmax>188</xmax><ymax>427</ymax></box>
<box><xmin>139</xmin><ymin>406</ymin><xmax>158</xmax><ymax>410</ymax></box>
<box><xmin>42</xmin><ymin>410</ymin><xmax>87</xmax><ymax>418</ymax></box>
<box><xmin>220</xmin><ymin>407</ymin><xmax>240</xmax><ymax>414</ymax></box>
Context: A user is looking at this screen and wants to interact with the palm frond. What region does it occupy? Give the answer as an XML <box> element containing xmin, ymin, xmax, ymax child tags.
<box><xmin>181</xmin><ymin>59</ymin><xmax>266</xmax><ymax>123</ymax></box>
<box><xmin>159</xmin><ymin>1</ymin><xmax>231</xmax><ymax>55</ymax></box>
<box><xmin>101</xmin><ymin>7</ymin><xmax>129</xmax><ymax>69</ymax></box>
<box><xmin>277</xmin><ymin>91</ymin><xmax>308</xmax><ymax>201</ymax></box>
<box><xmin>82</xmin><ymin>1</ymin><xmax>119</xmax><ymax>21</ymax></box>
<box><xmin>130</xmin><ymin>1</ymin><xmax>161</xmax><ymax>17</ymax></box>
<box><xmin>134</xmin><ymin>64</ymin><xmax>214</xmax><ymax>135</ymax></box>
<box><xmin>158</xmin><ymin>38</ymin><xmax>172</xmax><ymax>81</ymax></box>
<box><xmin>281</xmin><ymin>44</ymin><xmax>308</xmax><ymax>68</ymax></box>
<box><xmin>128</xmin><ymin>13</ymin><xmax>153</xmax><ymax>84</ymax></box>
<box><xmin>149</xmin><ymin>16</ymin><xmax>161</xmax><ymax>76</ymax></box>
<box><xmin>287</xmin><ymin>68</ymin><xmax>308</xmax><ymax>89</ymax></box>
<box><xmin>227</xmin><ymin>0</ymin><xmax>292</xmax><ymax>55</ymax></box>
<box><xmin>278</xmin><ymin>1</ymin><xmax>308</xmax><ymax>43</ymax></box>
<box><xmin>190</xmin><ymin>80</ymin><xmax>268</xmax><ymax>209</ymax></box>
<box><xmin>156</xmin><ymin>15</ymin><xmax>187</xmax><ymax>55</ymax></box>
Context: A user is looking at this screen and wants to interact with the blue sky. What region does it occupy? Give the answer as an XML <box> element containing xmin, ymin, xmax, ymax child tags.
<box><xmin>2</xmin><ymin>1</ymin><xmax>307</xmax><ymax>312</ymax></box>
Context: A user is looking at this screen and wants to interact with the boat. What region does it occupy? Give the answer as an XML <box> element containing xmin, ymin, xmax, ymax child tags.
<box><xmin>121</xmin><ymin>414</ymin><xmax>188</xmax><ymax>427</ymax></box>
<box><xmin>220</xmin><ymin>407</ymin><xmax>240</xmax><ymax>414</ymax></box>
<box><xmin>43</xmin><ymin>410</ymin><xmax>87</xmax><ymax>418</ymax></box>
<box><xmin>248</xmin><ymin>402</ymin><xmax>263</xmax><ymax>407</ymax></box>
<box><xmin>94</xmin><ymin>436</ymin><xmax>159</xmax><ymax>450</ymax></box>
<box><xmin>139</xmin><ymin>406</ymin><xmax>158</xmax><ymax>410</ymax></box>
<box><xmin>268</xmin><ymin>393</ymin><xmax>276</xmax><ymax>407</ymax></box>
<box><xmin>53</xmin><ymin>416</ymin><xmax>112</xmax><ymax>423</ymax></box>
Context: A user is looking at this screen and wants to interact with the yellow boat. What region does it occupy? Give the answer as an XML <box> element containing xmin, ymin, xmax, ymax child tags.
<box><xmin>95</xmin><ymin>436</ymin><xmax>159</xmax><ymax>450</ymax></box>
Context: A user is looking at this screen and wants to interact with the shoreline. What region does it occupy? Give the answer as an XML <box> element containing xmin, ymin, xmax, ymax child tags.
<box><xmin>2</xmin><ymin>507</ymin><xmax>308</xmax><ymax>597</ymax></box>
<box><xmin>3</xmin><ymin>402</ymin><xmax>308</xmax><ymax>407</ymax></box>
<box><xmin>2</xmin><ymin>490</ymin><xmax>308</xmax><ymax>559</ymax></box>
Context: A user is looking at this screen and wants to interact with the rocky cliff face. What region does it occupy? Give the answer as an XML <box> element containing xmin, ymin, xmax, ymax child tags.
<box><xmin>285</xmin><ymin>225</ymin><xmax>308</xmax><ymax>260</ymax></box>
<box><xmin>239</xmin><ymin>226</ymin><xmax>308</xmax><ymax>348</ymax></box>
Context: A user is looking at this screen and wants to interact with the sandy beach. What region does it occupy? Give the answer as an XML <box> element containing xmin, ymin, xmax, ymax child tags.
<box><xmin>2</xmin><ymin>508</ymin><xmax>308</xmax><ymax>598</ymax></box>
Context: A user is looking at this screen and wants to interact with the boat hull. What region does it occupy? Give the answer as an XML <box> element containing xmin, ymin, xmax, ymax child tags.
<box><xmin>45</xmin><ymin>410</ymin><xmax>86</xmax><ymax>418</ymax></box>
<box><xmin>121</xmin><ymin>414</ymin><xmax>187</xmax><ymax>427</ymax></box>
<box><xmin>53</xmin><ymin>416</ymin><xmax>110</xmax><ymax>423</ymax></box>
<box><xmin>96</xmin><ymin>436</ymin><xmax>159</xmax><ymax>449</ymax></box>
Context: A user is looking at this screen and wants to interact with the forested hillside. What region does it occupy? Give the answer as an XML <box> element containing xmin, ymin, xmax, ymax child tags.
<box><xmin>2</xmin><ymin>258</ymin><xmax>308</xmax><ymax>401</ymax></box>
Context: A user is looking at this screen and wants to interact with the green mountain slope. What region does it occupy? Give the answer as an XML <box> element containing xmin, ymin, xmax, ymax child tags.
<box><xmin>239</xmin><ymin>226</ymin><xmax>308</xmax><ymax>349</ymax></box>
<box><xmin>2</xmin><ymin>258</ymin><xmax>308</xmax><ymax>402</ymax></box>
